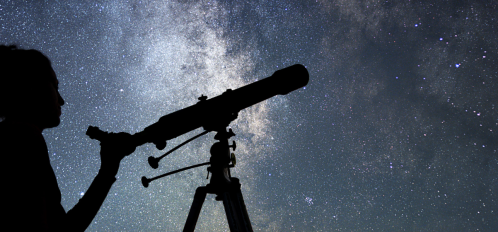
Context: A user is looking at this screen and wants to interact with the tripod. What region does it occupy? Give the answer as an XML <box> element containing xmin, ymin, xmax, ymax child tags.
<box><xmin>141</xmin><ymin>128</ymin><xmax>253</xmax><ymax>232</ymax></box>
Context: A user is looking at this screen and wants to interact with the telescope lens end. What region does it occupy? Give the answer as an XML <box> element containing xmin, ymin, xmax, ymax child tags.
<box><xmin>273</xmin><ymin>64</ymin><xmax>309</xmax><ymax>95</ymax></box>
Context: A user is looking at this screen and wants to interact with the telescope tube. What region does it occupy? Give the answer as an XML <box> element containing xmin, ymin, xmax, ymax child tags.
<box><xmin>88</xmin><ymin>64</ymin><xmax>309</xmax><ymax>149</ymax></box>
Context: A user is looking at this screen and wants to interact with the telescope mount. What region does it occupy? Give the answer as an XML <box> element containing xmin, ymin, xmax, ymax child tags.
<box><xmin>141</xmin><ymin>127</ymin><xmax>253</xmax><ymax>232</ymax></box>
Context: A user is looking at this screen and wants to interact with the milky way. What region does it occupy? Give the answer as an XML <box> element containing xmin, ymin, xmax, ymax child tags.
<box><xmin>1</xmin><ymin>1</ymin><xmax>497</xmax><ymax>231</ymax></box>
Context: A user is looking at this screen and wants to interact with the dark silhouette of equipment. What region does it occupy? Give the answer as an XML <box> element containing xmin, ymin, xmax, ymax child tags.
<box><xmin>86</xmin><ymin>64</ymin><xmax>309</xmax><ymax>231</ymax></box>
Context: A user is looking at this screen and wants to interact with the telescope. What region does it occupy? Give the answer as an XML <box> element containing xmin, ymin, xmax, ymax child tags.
<box><xmin>86</xmin><ymin>64</ymin><xmax>309</xmax><ymax>232</ymax></box>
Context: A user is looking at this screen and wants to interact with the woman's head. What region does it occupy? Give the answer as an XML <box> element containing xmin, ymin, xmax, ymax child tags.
<box><xmin>0</xmin><ymin>45</ymin><xmax>64</xmax><ymax>129</ymax></box>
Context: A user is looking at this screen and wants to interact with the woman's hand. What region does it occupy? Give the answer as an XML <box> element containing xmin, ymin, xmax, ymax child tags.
<box><xmin>98</xmin><ymin>132</ymin><xmax>136</xmax><ymax>177</ymax></box>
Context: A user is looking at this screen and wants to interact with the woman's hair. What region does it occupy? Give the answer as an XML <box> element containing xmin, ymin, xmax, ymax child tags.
<box><xmin>0</xmin><ymin>45</ymin><xmax>53</xmax><ymax>119</ymax></box>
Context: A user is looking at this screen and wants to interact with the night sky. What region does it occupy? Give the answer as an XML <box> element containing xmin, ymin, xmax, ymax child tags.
<box><xmin>1</xmin><ymin>1</ymin><xmax>497</xmax><ymax>231</ymax></box>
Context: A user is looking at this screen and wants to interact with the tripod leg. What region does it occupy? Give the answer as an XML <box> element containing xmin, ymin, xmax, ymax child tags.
<box><xmin>221</xmin><ymin>178</ymin><xmax>253</xmax><ymax>232</ymax></box>
<box><xmin>183</xmin><ymin>187</ymin><xmax>208</xmax><ymax>232</ymax></box>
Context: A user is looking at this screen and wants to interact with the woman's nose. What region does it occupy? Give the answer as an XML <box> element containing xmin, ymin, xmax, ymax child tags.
<box><xmin>58</xmin><ymin>93</ymin><xmax>65</xmax><ymax>106</ymax></box>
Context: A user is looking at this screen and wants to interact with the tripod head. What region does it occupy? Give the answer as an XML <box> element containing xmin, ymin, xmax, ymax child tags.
<box><xmin>206</xmin><ymin>128</ymin><xmax>236</xmax><ymax>187</ymax></box>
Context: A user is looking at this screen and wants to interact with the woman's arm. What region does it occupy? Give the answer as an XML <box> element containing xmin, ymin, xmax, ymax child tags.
<box><xmin>63</xmin><ymin>132</ymin><xmax>136</xmax><ymax>231</ymax></box>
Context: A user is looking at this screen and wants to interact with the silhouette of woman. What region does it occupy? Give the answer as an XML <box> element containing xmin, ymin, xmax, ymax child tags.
<box><xmin>0</xmin><ymin>45</ymin><xmax>135</xmax><ymax>231</ymax></box>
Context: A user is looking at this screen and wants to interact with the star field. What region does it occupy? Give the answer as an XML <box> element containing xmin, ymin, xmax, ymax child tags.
<box><xmin>1</xmin><ymin>1</ymin><xmax>497</xmax><ymax>231</ymax></box>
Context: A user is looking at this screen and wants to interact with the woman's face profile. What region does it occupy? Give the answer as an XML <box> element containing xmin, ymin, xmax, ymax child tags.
<box><xmin>15</xmin><ymin>66</ymin><xmax>65</xmax><ymax>130</ymax></box>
